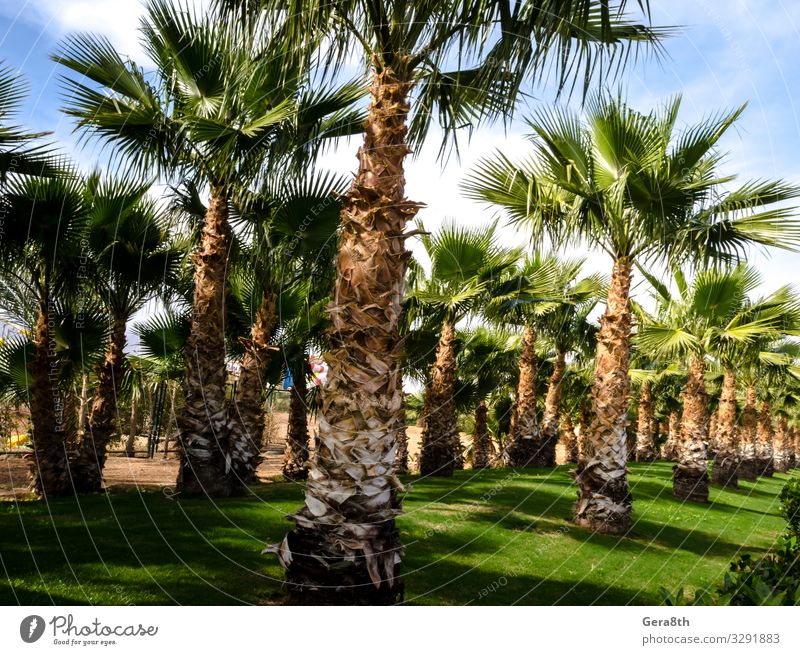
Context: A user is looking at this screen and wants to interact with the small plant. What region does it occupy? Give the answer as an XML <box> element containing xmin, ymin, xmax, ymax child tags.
<box><xmin>779</xmin><ymin>479</ymin><xmax>800</xmax><ymax>538</ymax></box>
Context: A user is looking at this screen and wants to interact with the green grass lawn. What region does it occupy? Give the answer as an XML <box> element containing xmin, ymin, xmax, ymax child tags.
<box><xmin>1</xmin><ymin>462</ymin><xmax>795</xmax><ymax>605</ymax></box>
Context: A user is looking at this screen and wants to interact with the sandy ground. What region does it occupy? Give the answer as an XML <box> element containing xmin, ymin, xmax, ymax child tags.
<box><xmin>0</xmin><ymin>415</ymin><xmax>452</xmax><ymax>500</ymax></box>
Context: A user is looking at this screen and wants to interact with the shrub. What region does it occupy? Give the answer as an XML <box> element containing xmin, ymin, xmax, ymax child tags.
<box><xmin>661</xmin><ymin>537</ymin><xmax>800</xmax><ymax>606</ymax></box>
<box><xmin>779</xmin><ymin>479</ymin><xmax>800</xmax><ymax>538</ymax></box>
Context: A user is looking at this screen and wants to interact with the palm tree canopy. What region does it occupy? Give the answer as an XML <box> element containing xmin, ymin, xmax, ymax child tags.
<box><xmin>53</xmin><ymin>0</ymin><xmax>365</xmax><ymax>185</ymax></box>
<box><xmin>0</xmin><ymin>62</ymin><xmax>61</xmax><ymax>180</ymax></box>
<box><xmin>463</xmin><ymin>93</ymin><xmax>800</xmax><ymax>265</ymax></box>
<box><xmin>636</xmin><ymin>264</ymin><xmax>800</xmax><ymax>364</ymax></box>
<box><xmin>409</xmin><ymin>220</ymin><xmax>521</xmax><ymax>324</ymax></box>
<box><xmin>239</xmin><ymin>1</ymin><xmax>669</xmax><ymax>154</ymax></box>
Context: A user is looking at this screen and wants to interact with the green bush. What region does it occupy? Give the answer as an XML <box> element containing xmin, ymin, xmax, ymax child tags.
<box><xmin>663</xmin><ymin>480</ymin><xmax>800</xmax><ymax>606</ymax></box>
<box><xmin>779</xmin><ymin>479</ymin><xmax>800</xmax><ymax>538</ymax></box>
<box><xmin>662</xmin><ymin>537</ymin><xmax>800</xmax><ymax>606</ymax></box>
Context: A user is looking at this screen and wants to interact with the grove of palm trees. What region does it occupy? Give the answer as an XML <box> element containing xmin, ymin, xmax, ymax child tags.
<box><xmin>2</xmin><ymin>0</ymin><xmax>800</xmax><ymax>621</ymax></box>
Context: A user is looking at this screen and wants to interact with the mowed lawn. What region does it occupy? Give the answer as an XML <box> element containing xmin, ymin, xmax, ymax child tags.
<box><xmin>0</xmin><ymin>462</ymin><xmax>795</xmax><ymax>605</ymax></box>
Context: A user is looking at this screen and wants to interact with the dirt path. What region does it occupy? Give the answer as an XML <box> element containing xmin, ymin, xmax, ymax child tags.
<box><xmin>0</xmin><ymin>424</ymin><xmax>443</xmax><ymax>500</ymax></box>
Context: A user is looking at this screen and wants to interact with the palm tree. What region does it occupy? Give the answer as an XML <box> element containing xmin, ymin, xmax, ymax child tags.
<box><xmin>0</xmin><ymin>172</ymin><xmax>89</xmax><ymax>495</ymax></box>
<box><xmin>464</xmin><ymin>93</ymin><xmax>800</xmax><ymax>532</ymax></box>
<box><xmin>629</xmin><ymin>358</ymin><xmax>681</xmax><ymax>462</ymax></box>
<box><xmin>411</xmin><ymin>221</ymin><xmax>520</xmax><ymax>476</ymax></box>
<box><xmin>637</xmin><ymin>265</ymin><xmax>796</xmax><ymax>501</ymax></box>
<box><xmin>744</xmin><ymin>340</ymin><xmax>800</xmax><ymax>478</ymax></box>
<box><xmin>70</xmin><ymin>176</ymin><xmax>179</xmax><ymax>492</ymax></box>
<box><xmin>455</xmin><ymin>327</ymin><xmax>520</xmax><ymax>469</ymax></box>
<box><xmin>225</xmin><ymin>171</ymin><xmax>345</xmax><ymax>488</ymax></box>
<box><xmin>538</xmin><ymin>265</ymin><xmax>601</xmax><ymax>464</ymax></box>
<box><xmin>483</xmin><ymin>252</ymin><xmax>564</xmax><ymax>468</ymax></box>
<box><xmin>0</xmin><ymin>63</ymin><xmax>60</xmax><ymax>180</ymax></box>
<box><xmin>54</xmin><ymin>0</ymin><xmax>363</xmax><ymax>496</ymax></box>
<box><xmin>253</xmin><ymin>0</ymin><xmax>665</xmax><ymax>602</ymax></box>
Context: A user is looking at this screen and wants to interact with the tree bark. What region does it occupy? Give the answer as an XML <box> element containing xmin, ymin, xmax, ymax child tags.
<box><xmin>505</xmin><ymin>324</ymin><xmax>543</xmax><ymax>467</ymax></box>
<box><xmin>756</xmin><ymin>400</ymin><xmax>774</xmax><ymax>477</ymax></box>
<box><xmin>472</xmin><ymin>401</ymin><xmax>491</xmax><ymax>469</ymax></box>
<box><xmin>282</xmin><ymin>363</ymin><xmax>310</xmax><ymax>481</ymax></box>
<box><xmin>774</xmin><ymin>416</ymin><xmax>789</xmax><ymax>473</ymax></box>
<box><xmin>561</xmin><ymin>414</ymin><xmax>578</xmax><ymax>464</ymax></box>
<box><xmin>228</xmin><ymin>293</ymin><xmax>277</xmax><ymax>488</ymax></box>
<box><xmin>124</xmin><ymin>392</ymin><xmax>140</xmax><ymax>457</ymax></box>
<box><xmin>711</xmin><ymin>369</ymin><xmax>738</xmax><ymax>488</ymax></box>
<box><xmin>419</xmin><ymin>319</ymin><xmax>461</xmax><ymax>476</ymax></box>
<box><xmin>737</xmin><ymin>385</ymin><xmax>758</xmax><ymax>481</ymax></box>
<box><xmin>28</xmin><ymin>297</ymin><xmax>70</xmax><ymax>496</ymax></box>
<box><xmin>573</xmin><ymin>257</ymin><xmax>633</xmax><ymax>534</ymax></box>
<box><xmin>71</xmin><ymin>317</ymin><xmax>127</xmax><ymax>492</ymax></box>
<box><xmin>271</xmin><ymin>66</ymin><xmax>416</xmax><ymax>605</ymax></box>
<box><xmin>176</xmin><ymin>187</ymin><xmax>233</xmax><ymax>497</ymax></box>
<box><xmin>634</xmin><ymin>382</ymin><xmax>657</xmax><ymax>461</ymax></box>
<box><xmin>662</xmin><ymin>411</ymin><xmax>680</xmax><ymax>461</ymax></box>
<box><xmin>673</xmin><ymin>354</ymin><xmax>709</xmax><ymax>503</ymax></box>
<box><xmin>395</xmin><ymin>405</ymin><xmax>409</xmax><ymax>474</ymax></box>
<box><xmin>540</xmin><ymin>349</ymin><xmax>566</xmax><ymax>465</ymax></box>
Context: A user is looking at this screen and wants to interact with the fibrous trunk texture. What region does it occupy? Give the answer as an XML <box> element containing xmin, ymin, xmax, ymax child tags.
<box><xmin>472</xmin><ymin>401</ymin><xmax>491</xmax><ymax>469</ymax></box>
<box><xmin>28</xmin><ymin>298</ymin><xmax>70</xmax><ymax>496</ymax></box>
<box><xmin>71</xmin><ymin>317</ymin><xmax>127</xmax><ymax>492</ymax></box>
<box><xmin>737</xmin><ymin>385</ymin><xmax>758</xmax><ymax>481</ymax></box>
<box><xmin>576</xmin><ymin>404</ymin><xmax>591</xmax><ymax>464</ymax></box>
<box><xmin>228</xmin><ymin>294</ymin><xmax>276</xmax><ymax>488</ymax></box>
<box><xmin>505</xmin><ymin>325</ymin><xmax>544</xmax><ymax>467</ymax></box>
<box><xmin>419</xmin><ymin>319</ymin><xmax>461</xmax><ymax>476</ymax></box>
<box><xmin>124</xmin><ymin>392</ymin><xmax>139</xmax><ymax>457</ymax></box>
<box><xmin>540</xmin><ymin>350</ymin><xmax>566</xmax><ymax>463</ymax></box>
<box><xmin>269</xmin><ymin>67</ymin><xmax>415</xmax><ymax>605</ymax></box>
<box><xmin>711</xmin><ymin>370</ymin><xmax>739</xmax><ymax>488</ymax></box>
<box><xmin>395</xmin><ymin>406</ymin><xmax>409</xmax><ymax>474</ymax></box>
<box><xmin>756</xmin><ymin>400</ymin><xmax>774</xmax><ymax>477</ymax></box>
<box><xmin>673</xmin><ymin>354</ymin><xmax>709</xmax><ymax>503</ymax></box>
<box><xmin>635</xmin><ymin>382</ymin><xmax>657</xmax><ymax>462</ymax></box>
<box><xmin>573</xmin><ymin>257</ymin><xmax>633</xmax><ymax>534</ymax></box>
<box><xmin>773</xmin><ymin>416</ymin><xmax>789</xmax><ymax>473</ymax></box>
<box><xmin>662</xmin><ymin>411</ymin><xmax>680</xmax><ymax>461</ymax></box>
<box><xmin>282</xmin><ymin>365</ymin><xmax>310</xmax><ymax>481</ymax></box>
<box><xmin>561</xmin><ymin>414</ymin><xmax>578</xmax><ymax>464</ymax></box>
<box><xmin>791</xmin><ymin>429</ymin><xmax>799</xmax><ymax>468</ymax></box>
<box><xmin>176</xmin><ymin>187</ymin><xmax>233</xmax><ymax>497</ymax></box>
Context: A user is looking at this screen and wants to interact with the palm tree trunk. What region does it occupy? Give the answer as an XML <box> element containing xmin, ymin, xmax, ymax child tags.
<box><xmin>738</xmin><ymin>385</ymin><xmax>758</xmax><ymax>481</ymax></box>
<box><xmin>28</xmin><ymin>297</ymin><xmax>70</xmax><ymax>496</ymax></box>
<box><xmin>271</xmin><ymin>66</ymin><xmax>416</xmax><ymax>605</ymax></box>
<box><xmin>282</xmin><ymin>364</ymin><xmax>310</xmax><ymax>481</ymax></box>
<box><xmin>661</xmin><ymin>411</ymin><xmax>680</xmax><ymax>461</ymax></box>
<box><xmin>71</xmin><ymin>316</ymin><xmax>127</xmax><ymax>492</ymax></box>
<box><xmin>576</xmin><ymin>402</ymin><xmax>591</xmax><ymax>464</ymax></box>
<box><xmin>176</xmin><ymin>186</ymin><xmax>233</xmax><ymax>497</ymax></box>
<box><xmin>124</xmin><ymin>391</ymin><xmax>140</xmax><ymax>457</ymax></box>
<box><xmin>634</xmin><ymin>382</ymin><xmax>657</xmax><ymax>462</ymax></box>
<box><xmin>505</xmin><ymin>324</ymin><xmax>542</xmax><ymax>467</ymax></box>
<box><xmin>228</xmin><ymin>293</ymin><xmax>277</xmax><ymax>488</ymax></box>
<box><xmin>540</xmin><ymin>349</ymin><xmax>566</xmax><ymax>465</ymax></box>
<box><xmin>756</xmin><ymin>400</ymin><xmax>774</xmax><ymax>477</ymax></box>
<box><xmin>419</xmin><ymin>319</ymin><xmax>460</xmax><ymax>476</ymax></box>
<box><xmin>561</xmin><ymin>414</ymin><xmax>578</xmax><ymax>464</ymax></box>
<box><xmin>472</xmin><ymin>401</ymin><xmax>491</xmax><ymax>469</ymax></box>
<box><xmin>774</xmin><ymin>416</ymin><xmax>789</xmax><ymax>473</ymax></box>
<box><xmin>673</xmin><ymin>354</ymin><xmax>709</xmax><ymax>503</ymax></box>
<box><xmin>711</xmin><ymin>370</ymin><xmax>738</xmax><ymax>488</ymax></box>
<box><xmin>573</xmin><ymin>257</ymin><xmax>633</xmax><ymax>534</ymax></box>
<box><xmin>396</xmin><ymin>406</ymin><xmax>409</xmax><ymax>474</ymax></box>
<box><xmin>791</xmin><ymin>428</ymin><xmax>799</xmax><ymax>469</ymax></box>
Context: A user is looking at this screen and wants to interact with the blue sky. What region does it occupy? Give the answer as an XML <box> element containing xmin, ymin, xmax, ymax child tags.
<box><xmin>2</xmin><ymin>0</ymin><xmax>800</xmax><ymax>303</ymax></box>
